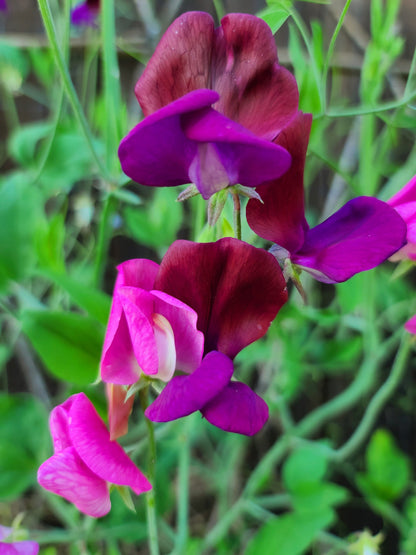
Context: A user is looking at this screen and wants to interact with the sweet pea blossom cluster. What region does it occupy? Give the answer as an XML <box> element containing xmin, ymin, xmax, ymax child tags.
<box><xmin>38</xmin><ymin>10</ymin><xmax>412</xmax><ymax>519</ymax></box>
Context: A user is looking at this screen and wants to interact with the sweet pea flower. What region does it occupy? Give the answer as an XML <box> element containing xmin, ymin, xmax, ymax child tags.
<box><xmin>118</xmin><ymin>11</ymin><xmax>299</xmax><ymax>199</ymax></box>
<box><xmin>246</xmin><ymin>112</ymin><xmax>407</xmax><ymax>283</ymax></box>
<box><xmin>0</xmin><ymin>526</ymin><xmax>38</xmax><ymax>555</ymax></box>
<box><xmin>37</xmin><ymin>393</ymin><xmax>151</xmax><ymax>518</ymax></box>
<box><xmin>405</xmin><ymin>315</ymin><xmax>416</xmax><ymax>334</ymax></box>
<box><xmin>101</xmin><ymin>258</ymin><xmax>204</xmax><ymax>387</ymax></box>
<box><xmin>387</xmin><ymin>175</ymin><xmax>416</xmax><ymax>261</ymax></box>
<box><xmin>71</xmin><ymin>0</ymin><xmax>99</xmax><ymax>27</ymax></box>
<box><xmin>143</xmin><ymin>238</ymin><xmax>288</xmax><ymax>435</ymax></box>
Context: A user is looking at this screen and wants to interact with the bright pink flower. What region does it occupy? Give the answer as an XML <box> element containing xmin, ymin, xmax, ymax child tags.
<box><xmin>405</xmin><ymin>315</ymin><xmax>416</xmax><ymax>334</ymax></box>
<box><xmin>0</xmin><ymin>526</ymin><xmax>38</xmax><ymax>555</ymax></box>
<box><xmin>37</xmin><ymin>393</ymin><xmax>151</xmax><ymax>518</ymax></box>
<box><xmin>387</xmin><ymin>175</ymin><xmax>416</xmax><ymax>261</ymax></box>
<box><xmin>246</xmin><ymin>112</ymin><xmax>407</xmax><ymax>283</ymax></box>
<box><xmin>71</xmin><ymin>0</ymin><xmax>99</xmax><ymax>26</ymax></box>
<box><xmin>144</xmin><ymin>238</ymin><xmax>288</xmax><ymax>435</ymax></box>
<box><xmin>119</xmin><ymin>12</ymin><xmax>299</xmax><ymax>199</ymax></box>
<box><xmin>101</xmin><ymin>259</ymin><xmax>204</xmax><ymax>386</ymax></box>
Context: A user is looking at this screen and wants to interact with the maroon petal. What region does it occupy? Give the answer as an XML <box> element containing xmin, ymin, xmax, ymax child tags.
<box><xmin>201</xmin><ymin>381</ymin><xmax>269</xmax><ymax>436</ymax></box>
<box><xmin>212</xmin><ymin>13</ymin><xmax>299</xmax><ymax>140</ymax></box>
<box><xmin>246</xmin><ymin>112</ymin><xmax>312</xmax><ymax>252</ymax></box>
<box><xmin>155</xmin><ymin>238</ymin><xmax>288</xmax><ymax>358</ymax></box>
<box><xmin>145</xmin><ymin>351</ymin><xmax>234</xmax><ymax>422</ymax></box>
<box><xmin>119</xmin><ymin>90</ymin><xmax>217</xmax><ymax>189</ymax></box>
<box><xmin>136</xmin><ymin>12</ymin><xmax>215</xmax><ymax>116</ymax></box>
<box><xmin>293</xmin><ymin>197</ymin><xmax>407</xmax><ymax>283</ymax></box>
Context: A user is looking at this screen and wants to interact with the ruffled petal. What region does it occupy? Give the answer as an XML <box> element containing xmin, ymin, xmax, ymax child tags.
<box><xmin>49</xmin><ymin>403</ymin><xmax>73</xmax><ymax>453</ymax></box>
<box><xmin>145</xmin><ymin>351</ymin><xmax>234</xmax><ymax>422</ymax></box>
<box><xmin>212</xmin><ymin>13</ymin><xmax>299</xmax><ymax>140</ymax></box>
<box><xmin>100</xmin><ymin>296</ymin><xmax>143</xmax><ymax>384</ymax></box>
<box><xmin>135</xmin><ymin>12</ymin><xmax>215</xmax><ymax>115</ymax></box>
<box><xmin>37</xmin><ymin>447</ymin><xmax>111</xmax><ymax>518</ymax></box>
<box><xmin>155</xmin><ymin>238</ymin><xmax>288</xmax><ymax>358</ymax></box>
<box><xmin>246</xmin><ymin>112</ymin><xmax>311</xmax><ymax>251</ymax></box>
<box><xmin>201</xmin><ymin>381</ymin><xmax>269</xmax><ymax>436</ymax></box>
<box><xmin>115</xmin><ymin>259</ymin><xmax>159</xmax><ymax>291</ymax></box>
<box><xmin>151</xmin><ymin>290</ymin><xmax>204</xmax><ymax>374</ymax></box>
<box><xmin>69</xmin><ymin>393</ymin><xmax>152</xmax><ymax>496</ymax></box>
<box><xmin>293</xmin><ymin>197</ymin><xmax>407</xmax><ymax>283</ymax></box>
<box><xmin>119</xmin><ymin>90</ymin><xmax>217</xmax><ymax>189</ymax></box>
<box><xmin>183</xmin><ymin>107</ymin><xmax>292</xmax><ymax>198</ymax></box>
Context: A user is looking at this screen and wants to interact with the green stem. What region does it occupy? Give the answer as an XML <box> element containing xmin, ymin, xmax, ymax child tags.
<box><xmin>139</xmin><ymin>388</ymin><xmax>160</xmax><ymax>555</ymax></box>
<box><xmin>331</xmin><ymin>335</ymin><xmax>412</xmax><ymax>462</ymax></box>
<box><xmin>172</xmin><ymin>420</ymin><xmax>191</xmax><ymax>554</ymax></box>
<box><xmin>36</xmin><ymin>0</ymin><xmax>112</xmax><ymax>181</ymax></box>
<box><xmin>93</xmin><ymin>193</ymin><xmax>118</xmax><ymax>288</ymax></box>
<box><xmin>232</xmin><ymin>191</ymin><xmax>241</xmax><ymax>240</ymax></box>
<box><xmin>322</xmin><ymin>0</ymin><xmax>353</xmax><ymax>110</ymax></box>
<box><xmin>212</xmin><ymin>0</ymin><xmax>225</xmax><ymax>21</ymax></box>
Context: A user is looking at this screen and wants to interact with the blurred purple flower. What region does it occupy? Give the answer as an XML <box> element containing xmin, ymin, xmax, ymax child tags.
<box><xmin>119</xmin><ymin>12</ymin><xmax>299</xmax><ymax>199</ymax></box>
<box><xmin>0</xmin><ymin>526</ymin><xmax>38</xmax><ymax>555</ymax></box>
<box><xmin>37</xmin><ymin>393</ymin><xmax>151</xmax><ymax>517</ymax></box>
<box><xmin>144</xmin><ymin>238</ymin><xmax>288</xmax><ymax>435</ymax></box>
<box><xmin>71</xmin><ymin>0</ymin><xmax>99</xmax><ymax>27</ymax></box>
<box><xmin>0</xmin><ymin>0</ymin><xmax>7</xmax><ymax>12</ymax></box>
<box><xmin>246</xmin><ymin>112</ymin><xmax>407</xmax><ymax>283</ymax></box>
<box><xmin>387</xmin><ymin>175</ymin><xmax>416</xmax><ymax>261</ymax></box>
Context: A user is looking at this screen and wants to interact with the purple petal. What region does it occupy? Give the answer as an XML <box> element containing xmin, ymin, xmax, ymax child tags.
<box><xmin>38</xmin><ymin>447</ymin><xmax>111</xmax><ymax>518</ymax></box>
<box><xmin>151</xmin><ymin>290</ymin><xmax>204</xmax><ymax>373</ymax></box>
<box><xmin>0</xmin><ymin>0</ymin><xmax>7</xmax><ymax>12</ymax></box>
<box><xmin>6</xmin><ymin>542</ymin><xmax>39</xmax><ymax>555</ymax></box>
<box><xmin>183</xmin><ymin>107</ymin><xmax>292</xmax><ymax>199</ymax></box>
<box><xmin>71</xmin><ymin>1</ymin><xmax>99</xmax><ymax>27</ymax></box>
<box><xmin>69</xmin><ymin>393</ymin><xmax>152</xmax><ymax>495</ymax></box>
<box><xmin>293</xmin><ymin>197</ymin><xmax>407</xmax><ymax>283</ymax></box>
<box><xmin>119</xmin><ymin>90</ymin><xmax>217</xmax><ymax>189</ymax></box>
<box><xmin>145</xmin><ymin>351</ymin><xmax>234</xmax><ymax>422</ymax></box>
<box><xmin>201</xmin><ymin>382</ymin><xmax>269</xmax><ymax>436</ymax></box>
<box><xmin>155</xmin><ymin>238</ymin><xmax>288</xmax><ymax>358</ymax></box>
<box><xmin>246</xmin><ymin>112</ymin><xmax>311</xmax><ymax>252</ymax></box>
<box><xmin>388</xmin><ymin>175</ymin><xmax>416</xmax><ymax>259</ymax></box>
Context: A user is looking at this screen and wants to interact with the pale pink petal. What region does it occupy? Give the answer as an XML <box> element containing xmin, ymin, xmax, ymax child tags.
<box><xmin>151</xmin><ymin>290</ymin><xmax>204</xmax><ymax>374</ymax></box>
<box><xmin>106</xmin><ymin>384</ymin><xmax>135</xmax><ymax>441</ymax></box>
<box><xmin>8</xmin><ymin>543</ymin><xmax>39</xmax><ymax>555</ymax></box>
<box><xmin>37</xmin><ymin>447</ymin><xmax>111</xmax><ymax>518</ymax></box>
<box><xmin>69</xmin><ymin>393</ymin><xmax>152</xmax><ymax>496</ymax></box>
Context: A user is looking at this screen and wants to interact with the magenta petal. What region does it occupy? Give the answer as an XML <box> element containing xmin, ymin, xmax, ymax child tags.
<box><xmin>155</xmin><ymin>238</ymin><xmax>288</xmax><ymax>358</ymax></box>
<box><xmin>201</xmin><ymin>382</ymin><xmax>269</xmax><ymax>436</ymax></box>
<box><xmin>37</xmin><ymin>447</ymin><xmax>111</xmax><ymax>518</ymax></box>
<box><xmin>115</xmin><ymin>259</ymin><xmax>159</xmax><ymax>291</ymax></box>
<box><xmin>246</xmin><ymin>112</ymin><xmax>311</xmax><ymax>251</ymax></box>
<box><xmin>119</xmin><ymin>90</ymin><xmax>218</xmax><ymax>188</ymax></box>
<box><xmin>293</xmin><ymin>197</ymin><xmax>407</xmax><ymax>283</ymax></box>
<box><xmin>145</xmin><ymin>351</ymin><xmax>234</xmax><ymax>422</ymax></box>
<box><xmin>69</xmin><ymin>394</ymin><xmax>152</xmax><ymax>496</ymax></box>
<box><xmin>7</xmin><ymin>543</ymin><xmax>39</xmax><ymax>555</ymax></box>
<box><xmin>49</xmin><ymin>405</ymin><xmax>72</xmax><ymax>453</ymax></box>
<box><xmin>100</xmin><ymin>297</ymin><xmax>142</xmax><ymax>384</ymax></box>
<box><xmin>151</xmin><ymin>290</ymin><xmax>204</xmax><ymax>373</ymax></box>
<box><xmin>183</xmin><ymin>108</ymin><xmax>292</xmax><ymax>198</ymax></box>
<box><xmin>405</xmin><ymin>315</ymin><xmax>416</xmax><ymax>334</ymax></box>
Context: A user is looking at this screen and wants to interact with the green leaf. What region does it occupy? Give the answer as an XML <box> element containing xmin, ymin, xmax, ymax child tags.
<box><xmin>40</xmin><ymin>269</ymin><xmax>111</xmax><ymax>325</ymax></box>
<box><xmin>0</xmin><ymin>173</ymin><xmax>43</xmax><ymax>289</ymax></box>
<box><xmin>258</xmin><ymin>6</ymin><xmax>290</xmax><ymax>34</ymax></box>
<box><xmin>245</xmin><ymin>509</ymin><xmax>334</xmax><ymax>555</ymax></box>
<box><xmin>21</xmin><ymin>310</ymin><xmax>104</xmax><ymax>385</ymax></box>
<box><xmin>124</xmin><ymin>187</ymin><xmax>183</xmax><ymax>250</ymax></box>
<box><xmin>283</xmin><ymin>445</ymin><xmax>328</xmax><ymax>493</ymax></box>
<box><xmin>357</xmin><ymin>429</ymin><xmax>410</xmax><ymax>502</ymax></box>
<box><xmin>291</xmin><ymin>482</ymin><xmax>349</xmax><ymax>514</ymax></box>
<box><xmin>0</xmin><ymin>443</ymin><xmax>36</xmax><ymax>500</ymax></box>
<box><xmin>8</xmin><ymin>122</ymin><xmax>52</xmax><ymax>167</ymax></box>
